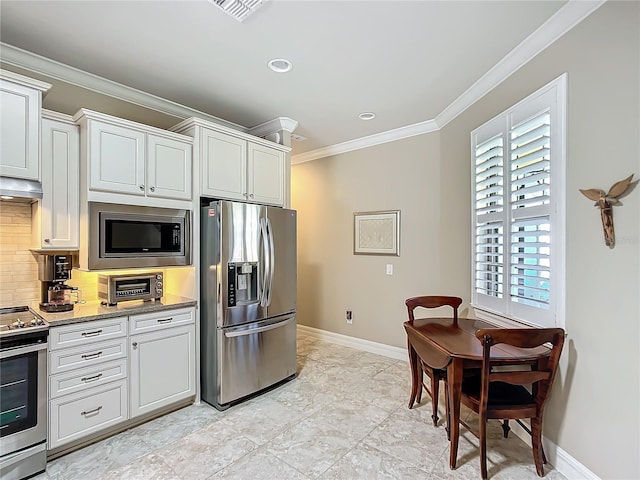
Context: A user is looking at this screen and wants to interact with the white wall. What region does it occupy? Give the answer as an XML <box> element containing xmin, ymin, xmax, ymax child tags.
<box><xmin>292</xmin><ymin>2</ymin><xmax>640</xmax><ymax>478</ymax></box>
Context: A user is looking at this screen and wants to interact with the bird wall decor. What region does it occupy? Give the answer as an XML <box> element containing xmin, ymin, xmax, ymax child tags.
<box><xmin>579</xmin><ymin>174</ymin><xmax>638</xmax><ymax>248</ymax></box>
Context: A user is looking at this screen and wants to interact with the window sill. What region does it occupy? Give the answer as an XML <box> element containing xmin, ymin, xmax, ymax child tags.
<box><xmin>470</xmin><ymin>305</ymin><xmax>538</xmax><ymax>329</ymax></box>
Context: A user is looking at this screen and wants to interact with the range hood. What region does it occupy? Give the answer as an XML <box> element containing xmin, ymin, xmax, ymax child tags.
<box><xmin>0</xmin><ymin>176</ymin><xmax>43</xmax><ymax>200</ymax></box>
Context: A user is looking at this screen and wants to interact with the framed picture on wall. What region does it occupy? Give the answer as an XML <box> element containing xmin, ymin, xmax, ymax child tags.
<box><xmin>353</xmin><ymin>210</ymin><xmax>400</xmax><ymax>256</ymax></box>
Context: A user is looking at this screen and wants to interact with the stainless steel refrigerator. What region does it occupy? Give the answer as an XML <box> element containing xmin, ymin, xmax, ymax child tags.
<box><xmin>200</xmin><ymin>200</ymin><xmax>297</xmax><ymax>410</ymax></box>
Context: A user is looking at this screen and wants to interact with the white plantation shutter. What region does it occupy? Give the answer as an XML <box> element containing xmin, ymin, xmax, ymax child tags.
<box><xmin>471</xmin><ymin>75</ymin><xmax>566</xmax><ymax>328</ymax></box>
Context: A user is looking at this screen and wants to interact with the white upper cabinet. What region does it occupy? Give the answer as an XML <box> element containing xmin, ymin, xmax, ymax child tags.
<box><xmin>88</xmin><ymin>120</ymin><xmax>146</xmax><ymax>196</ymax></box>
<box><xmin>74</xmin><ymin>109</ymin><xmax>193</xmax><ymax>208</ymax></box>
<box><xmin>0</xmin><ymin>70</ymin><xmax>51</xmax><ymax>180</ymax></box>
<box><xmin>172</xmin><ymin>117</ymin><xmax>289</xmax><ymax>207</ymax></box>
<box><xmin>35</xmin><ymin>111</ymin><xmax>80</xmax><ymax>249</ymax></box>
<box><xmin>202</xmin><ymin>129</ymin><xmax>247</xmax><ymax>202</ymax></box>
<box><xmin>248</xmin><ymin>142</ymin><xmax>285</xmax><ymax>206</ymax></box>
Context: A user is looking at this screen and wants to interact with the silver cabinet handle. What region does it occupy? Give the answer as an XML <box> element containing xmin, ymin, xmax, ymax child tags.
<box><xmin>81</xmin><ymin>351</ymin><xmax>102</xmax><ymax>360</ymax></box>
<box><xmin>139</xmin><ymin>185</ymin><xmax>145</xmax><ymax>191</ymax></box>
<box><xmin>82</xmin><ymin>330</ymin><xmax>103</xmax><ymax>337</ymax></box>
<box><xmin>249</xmin><ymin>193</ymin><xmax>254</xmax><ymax>198</ymax></box>
<box><xmin>81</xmin><ymin>373</ymin><xmax>103</xmax><ymax>383</ymax></box>
<box><xmin>44</xmin><ymin>238</ymin><xmax>50</xmax><ymax>243</ymax></box>
<box><xmin>157</xmin><ymin>317</ymin><xmax>173</xmax><ymax>324</ymax></box>
<box><xmin>81</xmin><ymin>406</ymin><xmax>102</xmax><ymax>416</ymax></box>
<box><xmin>150</xmin><ymin>186</ymin><xmax>155</xmax><ymax>192</ymax></box>
<box><xmin>132</xmin><ymin>342</ymin><xmax>138</xmax><ymax>349</ymax></box>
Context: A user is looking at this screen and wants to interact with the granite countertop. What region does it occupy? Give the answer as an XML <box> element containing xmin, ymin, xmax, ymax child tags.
<box><xmin>34</xmin><ymin>294</ymin><xmax>197</xmax><ymax>327</ymax></box>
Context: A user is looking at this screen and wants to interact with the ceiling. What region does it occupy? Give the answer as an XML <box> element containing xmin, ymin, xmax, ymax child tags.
<box><xmin>0</xmin><ymin>0</ymin><xmax>588</xmax><ymax>160</ymax></box>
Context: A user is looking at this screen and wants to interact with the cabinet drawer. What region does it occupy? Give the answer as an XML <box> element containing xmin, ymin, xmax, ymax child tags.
<box><xmin>129</xmin><ymin>307</ymin><xmax>194</xmax><ymax>334</ymax></box>
<box><xmin>49</xmin><ymin>379</ymin><xmax>128</xmax><ymax>449</ymax></box>
<box><xmin>50</xmin><ymin>358</ymin><xmax>127</xmax><ymax>399</ymax></box>
<box><xmin>49</xmin><ymin>338</ymin><xmax>126</xmax><ymax>375</ymax></box>
<box><xmin>49</xmin><ymin>317</ymin><xmax>127</xmax><ymax>350</ymax></box>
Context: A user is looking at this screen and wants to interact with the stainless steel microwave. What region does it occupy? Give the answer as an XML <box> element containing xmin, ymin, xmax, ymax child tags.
<box><xmin>89</xmin><ymin>202</ymin><xmax>191</xmax><ymax>269</ymax></box>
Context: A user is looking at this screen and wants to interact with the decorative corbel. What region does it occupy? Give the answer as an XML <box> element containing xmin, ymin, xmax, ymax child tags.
<box><xmin>579</xmin><ymin>174</ymin><xmax>638</xmax><ymax>248</ymax></box>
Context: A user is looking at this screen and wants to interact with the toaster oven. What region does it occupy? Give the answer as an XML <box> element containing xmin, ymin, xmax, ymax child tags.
<box><xmin>98</xmin><ymin>272</ymin><xmax>163</xmax><ymax>306</ymax></box>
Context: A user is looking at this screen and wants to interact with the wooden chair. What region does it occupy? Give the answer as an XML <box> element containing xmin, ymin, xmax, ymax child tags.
<box><xmin>458</xmin><ymin>327</ymin><xmax>565</xmax><ymax>479</ymax></box>
<box><xmin>405</xmin><ymin>295</ymin><xmax>462</xmax><ymax>427</ymax></box>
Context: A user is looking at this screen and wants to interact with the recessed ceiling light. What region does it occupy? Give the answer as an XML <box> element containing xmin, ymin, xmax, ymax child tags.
<box><xmin>358</xmin><ymin>112</ymin><xmax>376</xmax><ymax>121</ymax></box>
<box><xmin>268</xmin><ymin>58</ymin><xmax>293</xmax><ymax>73</ymax></box>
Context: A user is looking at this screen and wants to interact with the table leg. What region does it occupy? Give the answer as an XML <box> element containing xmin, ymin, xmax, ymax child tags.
<box><xmin>447</xmin><ymin>358</ymin><xmax>464</xmax><ymax>469</ymax></box>
<box><xmin>407</xmin><ymin>339</ymin><xmax>419</xmax><ymax>409</ymax></box>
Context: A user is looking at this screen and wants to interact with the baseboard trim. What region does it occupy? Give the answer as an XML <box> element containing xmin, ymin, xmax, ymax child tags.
<box><xmin>297</xmin><ymin>324</ymin><xmax>600</xmax><ymax>480</ymax></box>
<box><xmin>297</xmin><ymin>324</ymin><xmax>408</xmax><ymax>361</ymax></box>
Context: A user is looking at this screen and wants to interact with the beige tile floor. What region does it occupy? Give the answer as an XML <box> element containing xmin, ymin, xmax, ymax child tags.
<box><xmin>34</xmin><ymin>331</ymin><xmax>567</xmax><ymax>480</ymax></box>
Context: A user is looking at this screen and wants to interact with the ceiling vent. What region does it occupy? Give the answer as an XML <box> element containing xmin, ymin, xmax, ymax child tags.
<box><xmin>209</xmin><ymin>0</ymin><xmax>266</xmax><ymax>22</ymax></box>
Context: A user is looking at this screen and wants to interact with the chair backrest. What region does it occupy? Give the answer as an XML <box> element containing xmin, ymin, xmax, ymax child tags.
<box><xmin>405</xmin><ymin>295</ymin><xmax>462</xmax><ymax>325</ymax></box>
<box><xmin>475</xmin><ymin>328</ymin><xmax>565</xmax><ymax>412</ymax></box>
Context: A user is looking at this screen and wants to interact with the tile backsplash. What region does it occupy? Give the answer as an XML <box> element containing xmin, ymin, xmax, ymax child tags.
<box><xmin>0</xmin><ymin>201</ymin><xmax>39</xmax><ymax>307</ymax></box>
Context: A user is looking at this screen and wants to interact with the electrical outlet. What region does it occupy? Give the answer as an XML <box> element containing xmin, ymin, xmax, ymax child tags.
<box><xmin>346</xmin><ymin>310</ymin><xmax>352</xmax><ymax>324</ymax></box>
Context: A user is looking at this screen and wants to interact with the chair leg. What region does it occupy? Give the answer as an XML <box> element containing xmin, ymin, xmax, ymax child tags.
<box><xmin>444</xmin><ymin>381</ymin><xmax>450</xmax><ymax>441</ymax></box>
<box><xmin>501</xmin><ymin>419</ymin><xmax>510</xmax><ymax>438</ymax></box>
<box><xmin>431</xmin><ymin>374</ymin><xmax>439</xmax><ymax>426</ymax></box>
<box><xmin>530</xmin><ymin>417</ymin><xmax>545</xmax><ymax>477</ymax></box>
<box><xmin>416</xmin><ymin>368</ymin><xmax>423</xmax><ymax>404</ymax></box>
<box><xmin>479</xmin><ymin>414</ymin><xmax>488</xmax><ymax>480</ymax></box>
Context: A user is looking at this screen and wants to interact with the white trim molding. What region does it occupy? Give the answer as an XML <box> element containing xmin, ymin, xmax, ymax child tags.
<box><xmin>296</xmin><ymin>324</ymin><xmax>408</xmax><ymax>361</ymax></box>
<box><xmin>249</xmin><ymin>117</ymin><xmax>299</xmax><ymax>137</ymax></box>
<box><xmin>292</xmin><ymin>118</ymin><xmax>439</xmax><ymax>164</ymax></box>
<box><xmin>292</xmin><ymin>0</ymin><xmax>605</xmax><ymax>164</ymax></box>
<box><xmin>0</xmin><ymin>42</ymin><xmax>246</xmax><ymax>132</ymax></box>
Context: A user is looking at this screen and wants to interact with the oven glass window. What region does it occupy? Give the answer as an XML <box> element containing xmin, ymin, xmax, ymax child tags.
<box><xmin>0</xmin><ymin>352</ymin><xmax>38</xmax><ymax>437</ymax></box>
<box><xmin>105</xmin><ymin>220</ymin><xmax>182</xmax><ymax>253</ymax></box>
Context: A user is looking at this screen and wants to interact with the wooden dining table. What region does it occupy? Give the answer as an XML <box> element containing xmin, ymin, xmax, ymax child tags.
<box><xmin>404</xmin><ymin>317</ymin><xmax>550</xmax><ymax>470</ymax></box>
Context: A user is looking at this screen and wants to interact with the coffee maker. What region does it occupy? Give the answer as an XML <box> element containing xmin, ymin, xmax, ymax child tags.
<box><xmin>38</xmin><ymin>254</ymin><xmax>81</xmax><ymax>312</ymax></box>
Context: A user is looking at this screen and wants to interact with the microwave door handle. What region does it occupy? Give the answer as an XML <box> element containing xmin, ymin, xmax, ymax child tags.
<box><xmin>266</xmin><ymin>217</ymin><xmax>275</xmax><ymax>306</ymax></box>
<box><xmin>259</xmin><ymin>217</ymin><xmax>269</xmax><ymax>307</ymax></box>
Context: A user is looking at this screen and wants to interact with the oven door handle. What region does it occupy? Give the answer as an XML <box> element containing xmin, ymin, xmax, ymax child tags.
<box><xmin>0</xmin><ymin>341</ymin><xmax>47</xmax><ymax>359</ymax></box>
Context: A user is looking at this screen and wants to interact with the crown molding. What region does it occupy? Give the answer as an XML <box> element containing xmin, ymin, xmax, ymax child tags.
<box><xmin>435</xmin><ymin>0</ymin><xmax>606</xmax><ymax>129</ymax></box>
<box><xmin>249</xmin><ymin>117</ymin><xmax>299</xmax><ymax>138</ymax></box>
<box><xmin>0</xmin><ymin>42</ymin><xmax>248</xmax><ymax>132</ymax></box>
<box><xmin>292</xmin><ymin>118</ymin><xmax>439</xmax><ymax>164</ymax></box>
<box><xmin>0</xmin><ymin>68</ymin><xmax>51</xmax><ymax>92</ymax></box>
<box><xmin>293</xmin><ymin>0</ymin><xmax>606</xmax><ymax>164</ymax></box>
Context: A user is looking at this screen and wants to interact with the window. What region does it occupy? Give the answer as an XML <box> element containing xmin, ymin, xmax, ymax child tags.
<box><xmin>471</xmin><ymin>75</ymin><xmax>566</xmax><ymax>329</ymax></box>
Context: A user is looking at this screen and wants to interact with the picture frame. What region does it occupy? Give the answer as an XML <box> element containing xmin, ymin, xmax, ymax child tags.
<box><xmin>353</xmin><ymin>210</ymin><xmax>400</xmax><ymax>256</ymax></box>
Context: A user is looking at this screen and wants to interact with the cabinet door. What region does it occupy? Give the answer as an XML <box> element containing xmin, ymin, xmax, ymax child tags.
<box><xmin>248</xmin><ymin>143</ymin><xmax>285</xmax><ymax>206</ymax></box>
<box><xmin>129</xmin><ymin>324</ymin><xmax>195</xmax><ymax>418</ymax></box>
<box><xmin>0</xmin><ymin>80</ymin><xmax>40</xmax><ymax>180</ymax></box>
<box><xmin>89</xmin><ymin>120</ymin><xmax>145</xmax><ymax>195</ymax></box>
<box><xmin>147</xmin><ymin>134</ymin><xmax>192</xmax><ymax>200</ymax></box>
<box><xmin>201</xmin><ymin>129</ymin><xmax>246</xmax><ymax>201</ymax></box>
<box><xmin>39</xmin><ymin>118</ymin><xmax>79</xmax><ymax>248</ymax></box>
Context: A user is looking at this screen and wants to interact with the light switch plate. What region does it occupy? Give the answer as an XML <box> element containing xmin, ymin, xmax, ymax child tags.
<box><xmin>386</xmin><ymin>264</ymin><xmax>393</xmax><ymax>275</ymax></box>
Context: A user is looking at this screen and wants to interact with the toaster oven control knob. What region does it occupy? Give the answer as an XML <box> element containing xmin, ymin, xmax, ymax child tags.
<box><xmin>156</xmin><ymin>274</ymin><xmax>162</xmax><ymax>280</ymax></box>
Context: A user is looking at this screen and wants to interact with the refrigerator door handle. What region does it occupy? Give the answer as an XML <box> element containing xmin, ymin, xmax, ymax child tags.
<box><xmin>224</xmin><ymin>317</ymin><xmax>295</xmax><ymax>337</ymax></box>
<box><xmin>266</xmin><ymin>217</ymin><xmax>275</xmax><ymax>306</ymax></box>
<box><xmin>259</xmin><ymin>217</ymin><xmax>270</xmax><ymax>307</ymax></box>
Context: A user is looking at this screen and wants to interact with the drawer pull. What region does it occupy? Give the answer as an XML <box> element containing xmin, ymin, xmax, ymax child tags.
<box><xmin>157</xmin><ymin>317</ymin><xmax>173</xmax><ymax>324</ymax></box>
<box><xmin>81</xmin><ymin>406</ymin><xmax>102</xmax><ymax>416</ymax></box>
<box><xmin>82</xmin><ymin>330</ymin><xmax>103</xmax><ymax>337</ymax></box>
<box><xmin>81</xmin><ymin>351</ymin><xmax>103</xmax><ymax>360</ymax></box>
<box><xmin>81</xmin><ymin>373</ymin><xmax>103</xmax><ymax>383</ymax></box>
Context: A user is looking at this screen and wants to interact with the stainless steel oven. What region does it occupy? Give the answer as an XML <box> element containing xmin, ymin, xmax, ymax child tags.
<box><xmin>0</xmin><ymin>307</ymin><xmax>48</xmax><ymax>480</ymax></box>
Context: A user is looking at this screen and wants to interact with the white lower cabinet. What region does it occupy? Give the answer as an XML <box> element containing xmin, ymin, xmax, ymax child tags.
<box><xmin>48</xmin><ymin>307</ymin><xmax>195</xmax><ymax>451</ymax></box>
<box><xmin>129</xmin><ymin>323</ymin><xmax>196</xmax><ymax>418</ymax></box>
